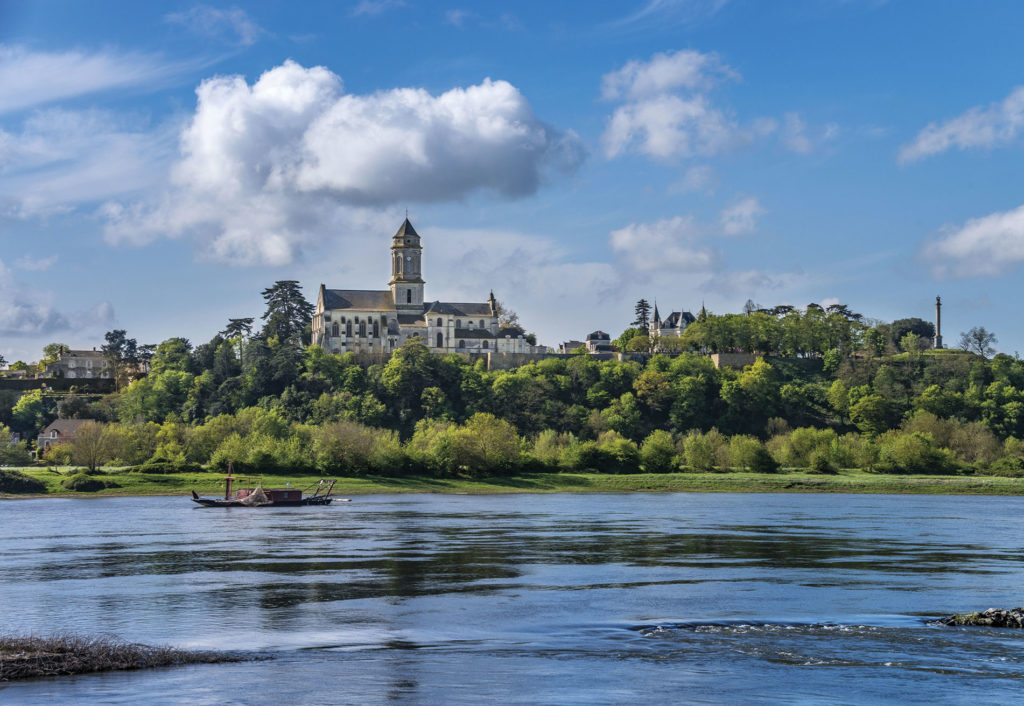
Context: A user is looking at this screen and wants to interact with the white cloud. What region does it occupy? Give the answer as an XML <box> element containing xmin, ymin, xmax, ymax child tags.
<box><xmin>600</xmin><ymin>49</ymin><xmax>744</xmax><ymax>161</ymax></box>
<box><xmin>0</xmin><ymin>259</ymin><xmax>114</xmax><ymax>337</ymax></box>
<box><xmin>0</xmin><ymin>109</ymin><xmax>177</xmax><ymax>218</ymax></box>
<box><xmin>445</xmin><ymin>9</ymin><xmax>471</xmax><ymax>27</ymax></box>
<box><xmin>601</xmin><ymin>49</ymin><xmax>735</xmax><ymax>101</ymax></box>
<box><xmin>780</xmin><ymin>112</ymin><xmax>839</xmax><ymax>154</ymax></box>
<box><xmin>924</xmin><ymin>203</ymin><xmax>1024</xmax><ymax>278</ymax></box>
<box><xmin>165</xmin><ymin>5</ymin><xmax>266</xmax><ymax>46</ymax></box>
<box><xmin>602</xmin><ymin>93</ymin><xmax>742</xmax><ymax>159</ymax></box>
<box><xmin>352</xmin><ymin>0</ymin><xmax>406</xmax><ymax>16</ymax></box>
<box><xmin>668</xmin><ymin>164</ymin><xmax>716</xmax><ymax>193</ymax></box>
<box><xmin>101</xmin><ymin>60</ymin><xmax>584</xmax><ymax>265</ymax></box>
<box><xmin>719</xmin><ymin>196</ymin><xmax>765</xmax><ymax>235</ymax></box>
<box><xmin>612</xmin><ymin>0</ymin><xmax>730</xmax><ymax>28</ymax></box>
<box><xmin>15</xmin><ymin>255</ymin><xmax>58</xmax><ymax>271</ymax></box>
<box><xmin>609</xmin><ymin>216</ymin><xmax>718</xmax><ymax>272</ymax></box>
<box><xmin>899</xmin><ymin>86</ymin><xmax>1024</xmax><ymax>164</ymax></box>
<box><xmin>0</xmin><ymin>45</ymin><xmax>184</xmax><ymax>115</ymax></box>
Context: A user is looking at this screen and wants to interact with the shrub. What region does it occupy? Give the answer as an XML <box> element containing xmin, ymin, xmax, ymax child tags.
<box><xmin>42</xmin><ymin>443</ymin><xmax>73</xmax><ymax>466</ymax></box>
<box><xmin>61</xmin><ymin>473</ymin><xmax>117</xmax><ymax>492</ymax></box>
<box><xmin>640</xmin><ymin>430</ymin><xmax>677</xmax><ymax>473</ymax></box>
<box><xmin>138</xmin><ymin>459</ymin><xmax>203</xmax><ymax>474</ymax></box>
<box><xmin>749</xmin><ymin>446</ymin><xmax>781</xmax><ymax>474</ymax></box>
<box><xmin>0</xmin><ymin>469</ymin><xmax>47</xmax><ymax>494</ymax></box>
<box><xmin>877</xmin><ymin>431</ymin><xmax>959</xmax><ymax>474</ymax></box>
<box><xmin>728</xmin><ymin>435</ymin><xmax>763</xmax><ymax>471</ymax></box>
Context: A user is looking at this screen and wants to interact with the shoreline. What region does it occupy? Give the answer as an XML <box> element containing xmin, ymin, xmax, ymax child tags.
<box><xmin>3</xmin><ymin>467</ymin><xmax>1024</xmax><ymax>499</ymax></box>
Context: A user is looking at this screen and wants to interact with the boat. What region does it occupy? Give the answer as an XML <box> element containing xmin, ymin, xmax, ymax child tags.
<box><xmin>191</xmin><ymin>465</ymin><xmax>342</xmax><ymax>507</ymax></box>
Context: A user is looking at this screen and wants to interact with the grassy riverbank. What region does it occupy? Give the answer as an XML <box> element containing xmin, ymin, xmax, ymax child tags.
<box><xmin>3</xmin><ymin>466</ymin><xmax>1024</xmax><ymax>497</ymax></box>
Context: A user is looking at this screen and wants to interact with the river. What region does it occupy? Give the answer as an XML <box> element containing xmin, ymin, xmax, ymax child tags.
<box><xmin>2</xmin><ymin>492</ymin><xmax>1024</xmax><ymax>704</ymax></box>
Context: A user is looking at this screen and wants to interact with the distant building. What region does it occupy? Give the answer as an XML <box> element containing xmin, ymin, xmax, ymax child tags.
<box><xmin>311</xmin><ymin>219</ymin><xmax>537</xmax><ymax>355</ymax></box>
<box><xmin>585</xmin><ymin>331</ymin><xmax>613</xmax><ymax>354</ymax></box>
<box><xmin>649</xmin><ymin>304</ymin><xmax>695</xmax><ymax>340</ymax></box>
<box><xmin>558</xmin><ymin>340</ymin><xmax>585</xmax><ymax>354</ymax></box>
<box><xmin>36</xmin><ymin>419</ymin><xmax>89</xmax><ymax>454</ymax></box>
<box><xmin>44</xmin><ymin>349</ymin><xmax>111</xmax><ymax>380</ymax></box>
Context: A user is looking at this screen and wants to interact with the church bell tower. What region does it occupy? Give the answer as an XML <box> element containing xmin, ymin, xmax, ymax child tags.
<box><xmin>390</xmin><ymin>218</ymin><xmax>425</xmax><ymax>310</ymax></box>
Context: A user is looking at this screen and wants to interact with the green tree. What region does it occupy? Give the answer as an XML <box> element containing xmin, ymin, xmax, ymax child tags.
<box><xmin>640</xmin><ymin>429</ymin><xmax>676</xmax><ymax>472</ymax></box>
<box><xmin>260</xmin><ymin>280</ymin><xmax>313</xmax><ymax>345</ymax></box>
<box><xmin>69</xmin><ymin>420</ymin><xmax>112</xmax><ymax>472</ymax></box>
<box><xmin>102</xmin><ymin>329</ymin><xmax>139</xmax><ymax>390</ymax></box>
<box><xmin>850</xmin><ymin>394</ymin><xmax>892</xmax><ymax>436</ymax></box>
<box><xmin>632</xmin><ymin>299</ymin><xmax>652</xmax><ymax>328</ymax></box>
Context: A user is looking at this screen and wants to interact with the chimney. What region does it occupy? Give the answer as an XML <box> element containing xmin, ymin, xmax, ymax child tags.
<box><xmin>933</xmin><ymin>296</ymin><xmax>943</xmax><ymax>349</ymax></box>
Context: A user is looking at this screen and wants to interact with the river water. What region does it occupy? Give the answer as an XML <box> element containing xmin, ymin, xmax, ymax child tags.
<box><xmin>2</xmin><ymin>492</ymin><xmax>1024</xmax><ymax>704</ymax></box>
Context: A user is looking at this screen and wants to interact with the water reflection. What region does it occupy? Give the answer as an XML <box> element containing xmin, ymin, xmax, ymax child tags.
<box><xmin>3</xmin><ymin>493</ymin><xmax>1024</xmax><ymax>703</ymax></box>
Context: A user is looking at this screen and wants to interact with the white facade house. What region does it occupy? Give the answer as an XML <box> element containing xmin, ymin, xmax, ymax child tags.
<box><xmin>44</xmin><ymin>349</ymin><xmax>111</xmax><ymax>379</ymax></box>
<box><xmin>311</xmin><ymin>219</ymin><xmax>533</xmax><ymax>355</ymax></box>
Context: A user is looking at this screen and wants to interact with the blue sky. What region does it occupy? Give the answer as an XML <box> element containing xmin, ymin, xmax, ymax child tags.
<box><xmin>2</xmin><ymin>0</ymin><xmax>1024</xmax><ymax>362</ymax></box>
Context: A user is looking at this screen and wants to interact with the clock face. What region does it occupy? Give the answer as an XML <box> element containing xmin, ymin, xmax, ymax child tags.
<box><xmin>406</xmin><ymin>256</ymin><xmax>411</xmax><ymax>261</ymax></box>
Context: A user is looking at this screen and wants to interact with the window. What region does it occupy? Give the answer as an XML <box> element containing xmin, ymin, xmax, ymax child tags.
<box><xmin>482</xmin><ymin>341</ymin><xmax>489</xmax><ymax>349</ymax></box>
<box><xmin>359</xmin><ymin>321</ymin><xmax>366</xmax><ymax>337</ymax></box>
<box><xmin>346</xmin><ymin>322</ymin><xmax>352</xmax><ymax>336</ymax></box>
<box><xmin>332</xmin><ymin>322</ymin><xmax>339</xmax><ymax>337</ymax></box>
<box><xmin>480</xmin><ymin>320</ymin><xmax>485</xmax><ymax>328</ymax></box>
<box><xmin>406</xmin><ymin>289</ymin><xmax>412</xmax><ymax>304</ymax></box>
<box><xmin>437</xmin><ymin>333</ymin><xmax>444</xmax><ymax>348</ymax></box>
<box><xmin>436</xmin><ymin>318</ymin><xmax>442</xmax><ymax>326</ymax></box>
<box><xmin>51</xmin><ymin>430</ymin><xmax>57</xmax><ymax>438</ymax></box>
<box><xmin>456</xmin><ymin>319</ymin><xmax>462</xmax><ymax>328</ymax></box>
<box><xmin>373</xmin><ymin>321</ymin><xmax>379</xmax><ymax>338</ymax></box>
<box><xmin>459</xmin><ymin>340</ymin><xmax>465</xmax><ymax>348</ymax></box>
<box><xmin>341</xmin><ymin>316</ymin><xmax>346</xmax><ymax>323</ymax></box>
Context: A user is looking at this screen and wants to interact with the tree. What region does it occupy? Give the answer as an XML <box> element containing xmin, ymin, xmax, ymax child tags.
<box><xmin>0</xmin><ymin>352</ymin><xmax>6</xmax><ymax>369</ymax></box>
<box><xmin>38</xmin><ymin>343</ymin><xmax>69</xmax><ymax>374</ymax></box>
<box><xmin>260</xmin><ymin>281</ymin><xmax>313</xmax><ymax>345</ymax></box>
<box><xmin>960</xmin><ymin>326</ymin><xmax>997</xmax><ymax>358</ymax></box>
<box><xmin>891</xmin><ymin>318</ymin><xmax>934</xmax><ymax>350</ymax></box>
<box><xmin>102</xmin><ymin>330</ymin><xmax>139</xmax><ymax>390</ymax></box>
<box><xmin>70</xmin><ymin>420</ymin><xmax>112</xmax><ymax>472</ymax></box>
<box><xmin>632</xmin><ymin>299</ymin><xmax>652</xmax><ymax>328</ymax></box>
<box><xmin>493</xmin><ymin>300</ymin><xmax>520</xmax><ymax>330</ymax></box>
<box><xmin>222</xmin><ymin>318</ymin><xmax>255</xmax><ymax>340</ymax></box>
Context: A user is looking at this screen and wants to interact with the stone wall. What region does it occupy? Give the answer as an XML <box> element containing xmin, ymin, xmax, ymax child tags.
<box><xmin>710</xmin><ymin>353</ymin><xmax>760</xmax><ymax>369</ymax></box>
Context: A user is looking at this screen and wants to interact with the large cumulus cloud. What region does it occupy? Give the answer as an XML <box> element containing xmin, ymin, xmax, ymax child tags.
<box><xmin>103</xmin><ymin>60</ymin><xmax>584</xmax><ymax>265</ymax></box>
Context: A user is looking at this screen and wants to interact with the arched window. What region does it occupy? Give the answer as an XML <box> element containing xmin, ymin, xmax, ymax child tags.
<box><xmin>459</xmin><ymin>340</ymin><xmax>465</xmax><ymax>348</ymax></box>
<box><xmin>346</xmin><ymin>322</ymin><xmax>352</xmax><ymax>336</ymax></box>
<box><xmin>437</xmin><ymin>333</ymin><xmax>444</xmax><ymax>348</ymax></box>
<box><xmin>359</xmin><ymin>321</ymin><xmax>367</xmax><ymax>337</ymax></box>
<box><xmin>480</xmin><ymin>320</ymin><xmax>485</xmax><ymax>328</ymax></box>
<box><xmin>482</xmin><ymin>340</ymin><xmax>489</xmax><ymax>349</ymax></box>
<box><xmin>406</xmin><ymin>289</ymin><xmax>412</xmax><ymax>304</ymax></box>
<box><xmin>436</xmin><ymin>318</ymin><xmax>442</xmax><ymax>326</ymax></box>
<box><xmin>373</xmin><ymin>321</ymin><xmax>379</xmax><ymax>338</ymax></box>
<box><xmin>456</xmin><ymin>319</ymin><xmax>462</xmax><ymax>328</ymax></box>
<box><xmin>332</xmin><ymin>322</ymin><xmax>339</xmax><ymax>337</ymax></box>
<box><xmin>340</xmin><ymin>316</ymin><xmax>346</xmax><ymax>323</ymax></box>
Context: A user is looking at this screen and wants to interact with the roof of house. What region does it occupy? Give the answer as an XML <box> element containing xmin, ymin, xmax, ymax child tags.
<box><xmin>587</xmin><ymin>330</ymin><xmax>611</xmax><ymax>340</ymax></box>
<box><xmin>657</xmin><ymin>311</ymin><xmax>695</xmax><ymax>329</ymax></box>
<box><xmin>397</xmin><ymin>314</ymin><xmax>426</xmax><ymax>326</ymax></box>
<box><xmin>40</xmin><ymin>418</ymin><xmax>90</xmax><ymax>437</ymax></box>
<box><xmin>323</xmin><ymin>289</ymin><xmax>395</xmax><ymax>312</ymax></box>
<box><xmin>424</xmin><ymin>301</ymin><xmax>494</xmax><ymax>317</ymax></box>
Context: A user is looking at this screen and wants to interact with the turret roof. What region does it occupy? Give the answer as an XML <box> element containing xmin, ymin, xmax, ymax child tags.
<box><xmin>393</xmin><ymin>218</ymin><xmax>419</xmax><ymax>238</ymax></box>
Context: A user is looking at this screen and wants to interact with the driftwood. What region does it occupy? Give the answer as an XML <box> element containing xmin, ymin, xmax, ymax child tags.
<box><xmin>0</xmin><ymin>634</ymin><xmax>248</xmax><ymax>681</ymax></box>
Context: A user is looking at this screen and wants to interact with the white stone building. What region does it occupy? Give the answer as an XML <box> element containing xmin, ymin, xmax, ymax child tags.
<box><xmin>311</xmin><ymin>219</ymin><xmax>534</xmax><ymax>355</ymax></box>
<box><xmin>649</xmin><ymin>304</ymin><xmax>696</xmax><ymax>340</ymax></box>
<box><xmin>44</xmin><ymin>349</ymin><xmax>111</xmax><ymax>379</ymax></box>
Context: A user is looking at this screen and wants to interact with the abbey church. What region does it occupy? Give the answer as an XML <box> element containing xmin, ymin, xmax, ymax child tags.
<box><xmin>311</xmin><ymin>219</ymin><xmax>534</xmax><ymax>355</ymax></box>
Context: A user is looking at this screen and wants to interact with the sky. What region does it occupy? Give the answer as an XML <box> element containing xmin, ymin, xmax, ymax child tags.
<box><xmin>2</xmin><ymin>0</ymin><xmax>1024</xmax><ymax>362</ymax></box>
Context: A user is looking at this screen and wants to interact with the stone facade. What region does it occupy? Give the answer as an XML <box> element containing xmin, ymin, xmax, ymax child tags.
<box><xmin>44</xmin><ymin>349</ymin><xmax>111</xmax><ymax>380</ymax></box>
<box><xmin>311</xmin><ymin>219</ymin><xmax>534</xmax><ymax>355</ymax></box>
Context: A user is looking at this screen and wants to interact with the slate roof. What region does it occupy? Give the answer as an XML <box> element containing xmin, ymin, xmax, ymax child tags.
<box><xmin>393</xmin><ymin>218</ymin><xmax>419</xmax><ymax>238</ymax></box>
<box><xmin>323</xmin><ymin>289</ymin><xmax>395</xmax><ymax>311</ymax></box>
<box><xmin>40</xmin><ymin>418</ymin><xmax>90</xmax><ymax>437</ymax></box>
<box><xmin>454</xmin><ymin>329</ymin><xmax>496</xmax><ymax>339</ymax></box>
<box><xmin>587</xmin><ymin>330</ymin><xmax>611</xmax><ymax>341</ymax></box>
<box><xmin>397</xmin><ymin>314</ymin><xmax>426</xmax><ymax>326</ymax></box>
<box><xmin>658</xmin><ymin>311</ymin><xmax>695</xmax><ymax>329</ymax></box>
<box><xmin>424</xmin><ymin>301</ymin><xmax>493</xmax><ymax>317</ymax></box>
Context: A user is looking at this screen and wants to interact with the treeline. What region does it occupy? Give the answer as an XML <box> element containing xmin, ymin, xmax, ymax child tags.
<box><xmin>4</xmin><ymin>329</ymin><xmax>1024</xmax><ymax>476</ymax></box>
